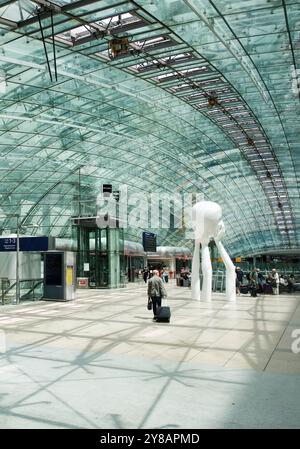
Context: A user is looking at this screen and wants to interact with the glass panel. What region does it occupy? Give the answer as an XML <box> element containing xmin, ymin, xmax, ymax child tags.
<box><xmin>0</xmin><ymin>0</ymin><xmax>298</xmax><ymax>256</ymax></box>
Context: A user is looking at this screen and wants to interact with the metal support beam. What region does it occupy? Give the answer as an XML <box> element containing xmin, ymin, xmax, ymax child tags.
<box><xmin>0</xmin><ymin>16</ymin><xmax>18</xmax><ymax>28</ymax></box>
<box><xmin>0</xmin><ymin>0</ymin><xmax>16</xmax><ymax>8</ymax></box>
<box><xmin>16</xmin><ymin>215</ymin><xmax>20</xmax><ymax>304</ymax></box>
<box><xmin>50</xmin><ymin>9</ymin><xmax>57</xmax><ymax>81</ymax></box>
<box><xmin>37</xmin><ymin>9</ymin><xmax>53</xmax><ymax>82</ymax></box>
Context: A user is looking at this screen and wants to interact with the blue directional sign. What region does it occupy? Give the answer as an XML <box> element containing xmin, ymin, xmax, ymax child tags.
<box><xmin>21</xmin><ymin>236</ymin><xmax>49</xmax><ymax>251</ymax></box>
<box><xmin>0</xmin><ymin>237</ymin><xmax>17</xmax><ymax>251</ymax></box>
<box><xmin>0</xmin><ymin>236</ymin><xmax>49</xmax><ymax>252</ymax></box>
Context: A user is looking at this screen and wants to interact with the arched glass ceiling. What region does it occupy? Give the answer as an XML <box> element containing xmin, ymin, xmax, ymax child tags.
<box><xmin>0</xmin><ymin>0</ymin><xmax>299</xmax><ymax>256</ymax></box>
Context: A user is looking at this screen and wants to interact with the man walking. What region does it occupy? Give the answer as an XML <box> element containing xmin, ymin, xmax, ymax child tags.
<box><xmin>143</xmin><ymin>268</ymin><xmax>149</xmax><ymax>283</ymax></box>
<box><xmin>147</xmin><ymin>269</ymin><xmax>167</xmax><ymax>320</ymax></box>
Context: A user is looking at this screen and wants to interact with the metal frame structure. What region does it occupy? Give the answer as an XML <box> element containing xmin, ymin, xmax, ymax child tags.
<box><xmin>0</xmin><ymin>0</ymin><xmax>299</xmax><ymax>256</ymax></box>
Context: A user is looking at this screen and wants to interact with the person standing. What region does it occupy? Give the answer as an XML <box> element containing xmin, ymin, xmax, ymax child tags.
<box><xmin>288</xmin><ymin>274</ymin><xmax>295</xmax><ymax>293</ymax></box>
<box><xmin>257</xmin><ymin>268</ymin><xmax>265</xmax><ymax>293</ymax></box>
<box><xmin>235</xmin><ymin>267</ymin><xmax>243</xmax><ymax>295</ymax></box>
<box><xmin>250</xmin><ymin>267</ymin><xmax>258</xmax><ymax>297</ymax></box>
<box><xmin>143</xmin><ymin>268</ymin><xmax>149</xmax><ymax>283</ymax></box>
<box><xmin>270</xmin><ymin>268</ymin><xmax>279</xmax><ymax>295</ymax></box>
<box><xmin>147</xmin><ymin>269</ymin><xmax>167</xmax><ymax>320</ymax></box>
<box><xmin>162</xmin><ymin>269</ymin><xmax>169</xmax><ymax>283</ymax></box>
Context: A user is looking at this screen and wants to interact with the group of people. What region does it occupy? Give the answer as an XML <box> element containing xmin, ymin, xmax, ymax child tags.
<box><xmin>143</xmin><ymin>268</ymin><xmax>170</xmax><ymax>284</ymax></box>
<box><xmin>236</xmin><ymin>266</ymin><xmax>296</xmax><ymax>296</ymax></box>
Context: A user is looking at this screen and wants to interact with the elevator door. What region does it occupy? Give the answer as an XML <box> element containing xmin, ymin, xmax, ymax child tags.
<box><xmin>89</xmin><ymin>252</ymin><xmax>108</xmax><ymax>288</ymax></box>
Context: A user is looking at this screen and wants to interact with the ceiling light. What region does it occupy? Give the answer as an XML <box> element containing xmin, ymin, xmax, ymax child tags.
<box><xmin>208</xmin><ymin>96</ymin><xmax>218</xmax><ymax>107</ymax></box>
<box><xmin>109</xmin><ymin>37</ymin><xmax>129</xmax><ymax>58</ymax></box>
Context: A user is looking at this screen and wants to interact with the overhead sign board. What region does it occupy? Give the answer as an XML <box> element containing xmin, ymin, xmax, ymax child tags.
<box><xmin>0</xmin><ymin>237</ymin><xmax>16</xmax><ymax>251</ymax></box>
<box><xmin>0</xmin><ymin>236</ymin><xmax>49</xmax><ymax>252</ymax></box>
<box><xmin>142</xmin><ymin>232</ymin><xmax>157</xmax><ymax>252</ymax></box>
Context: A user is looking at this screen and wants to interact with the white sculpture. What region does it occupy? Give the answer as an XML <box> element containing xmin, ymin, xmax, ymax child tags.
<box><xmin>191</xmin><ymin>200</ymin><xmax>236</xmax><ymax>301</ymax></box>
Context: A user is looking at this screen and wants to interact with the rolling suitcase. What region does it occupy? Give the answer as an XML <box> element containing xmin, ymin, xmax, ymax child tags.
<box><xmin>240</xmin><ymin>285</ymin><xmax>249</xmax><ymax>294</ymax></box>
<box><xmin>264</xmin><ymin>283</ymin><xmax>273</xmax><ymax>294</ymax></box>
<box><xmin>156</xmin><ymin>306</ymin><xmax>171</xmax><ymax>323</ymax></box>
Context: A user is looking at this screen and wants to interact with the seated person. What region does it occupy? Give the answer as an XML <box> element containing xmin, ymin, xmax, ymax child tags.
<box><xmin>287</xmin><ymin>274</ymin><xmax>295</xmax><ymax>293</ymax></box>
<box><xmin>279</xmin><ymin>276</ymin><xmax>288</xmax><ymax>286</ymax></box>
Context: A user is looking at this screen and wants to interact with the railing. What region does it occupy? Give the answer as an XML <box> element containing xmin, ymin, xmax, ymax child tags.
<box><xmin>0</xmin><ymin>278</ymin><xmax>10</xmax><ymax>305</ymax></box>
<box><xmin>262</xmin><ymin>270</ymin><xmax>300</xmax><ymax>282</ymax></box>
<box><xmin>175</xmin><ymin>271</ymin><xmax>226</xmax><ymax>293</ymax></box>
<box><xmin>212</xmin><ymin>270</ymin><xmax>225</xmax><ymax>292</ymax></box>
<box><xmin>1</xmin><ymin>278</ymin><xmax>43</xmax><ymax>305</ymax></box>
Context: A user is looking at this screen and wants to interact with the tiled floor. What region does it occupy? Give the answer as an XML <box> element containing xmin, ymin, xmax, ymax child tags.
<box><xmin>0</xmin><ymin>282</ymin><xmax>300</xmax><ymax>428</ymax></box>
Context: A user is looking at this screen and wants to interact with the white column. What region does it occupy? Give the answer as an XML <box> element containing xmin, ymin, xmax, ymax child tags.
<box><xmin>191</xmin><ymin>240</ymin><xmax>200</xmax><ymax>300</ymax></box>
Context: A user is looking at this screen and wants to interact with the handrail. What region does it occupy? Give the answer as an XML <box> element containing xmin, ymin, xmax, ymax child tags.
<box><xmin>1</xmin><ymin>278</ymin><xmax>43</xmax><ymax>305</ymax></box>
<box><xmin>2</xmin><ymin>280</ymin><xmax>16</xmax><ymax>298</ymax></box>
<box><xmin>21</xmin><ymin>280</ymin><xmax>43</xmax><ymax>300</ymax></box>
<box><xmin>1</xmin><ymin>278</ymin><xmax>43</xmax><ymax>297</ymax></box>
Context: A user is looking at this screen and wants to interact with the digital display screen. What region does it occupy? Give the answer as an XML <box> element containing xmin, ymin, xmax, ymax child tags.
<box><xmin>142</xmin><ymin>232</ymin><xmax>157</xmax><ymax>252</ymax></box>
<box><xmin>103</xmin><ymin>184</ymin><xmax>112</xmax><ymax>194</ymax></box>
<box><xmin>45</xmin><ymin>253</ymin><xmax>62</xmax><ymax>286</ymax></box>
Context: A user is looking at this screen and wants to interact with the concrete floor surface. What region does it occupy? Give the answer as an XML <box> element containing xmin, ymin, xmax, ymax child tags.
<box><xmin>0</xmin><ymin>282</ymin><xmax>300</xmax><ymax>428</ymax></box>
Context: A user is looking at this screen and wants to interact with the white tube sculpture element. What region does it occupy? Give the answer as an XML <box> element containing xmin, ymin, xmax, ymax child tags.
<box><xmin>191</xmin><ymin>200</ymin><xmax>236</xmax><ymax>302</ymax></box>
<box><xmin>191</xmin><ymin>237</ymin><xmax>201</xmax><ymax>301</ymax></box>
<box><xmin>214</xmin><ymin>220</ymin><xmax>236</xmax><ymax>302</ymax></box>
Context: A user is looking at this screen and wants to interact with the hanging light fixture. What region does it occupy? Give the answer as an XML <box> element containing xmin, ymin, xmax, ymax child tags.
<box><xmin>109</xmin><ymin>37</ymin><xmax>129</xmax><ymax>58</ymax></box>
<box><xmin>208</xmin><ymin>95</ymin><xmax>218</xmax><ymax>107</ymax></box>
